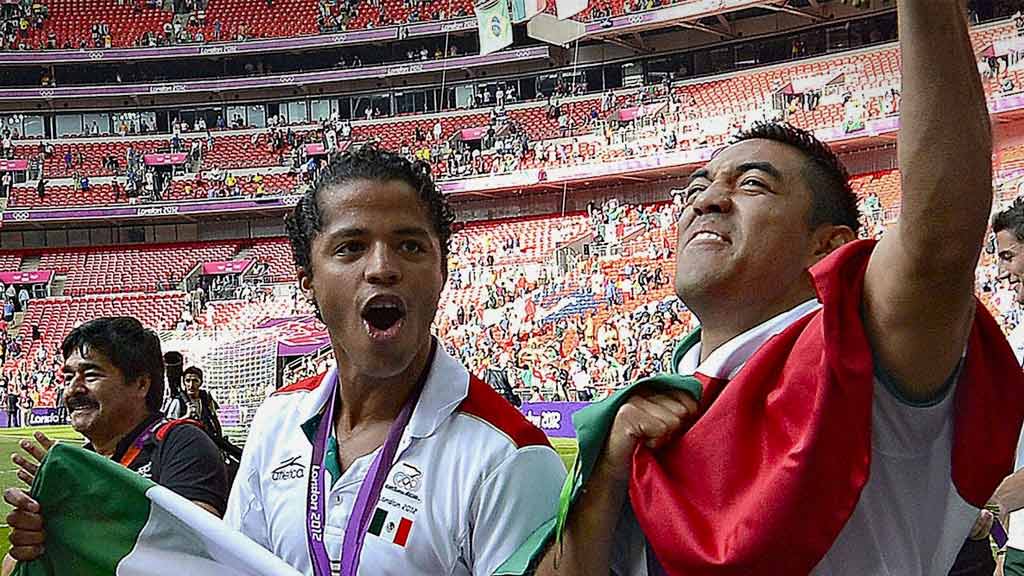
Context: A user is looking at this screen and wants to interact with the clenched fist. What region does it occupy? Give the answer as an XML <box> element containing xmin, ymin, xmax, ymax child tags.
<box><xmin>601</xmin><ymin>388</ymin><xmax>699</xmax><ymax>489</ymax></box>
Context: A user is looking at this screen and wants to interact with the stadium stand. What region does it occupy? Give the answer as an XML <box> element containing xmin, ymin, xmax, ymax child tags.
<box><xmin>11</xmin><ymin>18</ymin><xmax>1022</xmax><ymax>214</ymax></box>
<box><xmin>18</xmin><ymin>0</ymin><xmax>173</xmax><ymax>50</ymax></box>
<box><xmin>0</xmin><ymin>254</ymin><xmax>23</xmax><ymax>273</ymax></box>
<box><xmin>1</xmin><ymin>7</ymin><xmax>1023</xmax><ymax>413</ymax></box>
<box><xmin>1</xmin><ymin>163</ymin><xmax>1022</xmax><ymax>407</ymax></box>
<box><xmin>34</xmin><ymin>242</ymin><xmax>236</xmax><ymax>296</ymax></box>
<box><xmin>1</xmin><ymin>291</ymin><xmax>187</xmax><ymax>399</ymax></box>
<box><xmin>10</xmin><ymin>182</ymin><xmax>120</xmax><ymax>208</ymax></box>
<box><xmin>2</xmin><ymin>0</ymin><xmax>704</xmax><ymax>50</ymax></box>
<box><xmin>200</xmin><ymin>0</ymin><xmax>320</xmax><ymax>40</ymax></box>
<box><xmin>240</xmin><ymin>239</ymin><xmax>296</xmax><ymax>283</ymax></box>
<box><xmin>13</xmin><ymin>139</ymin><xmax>167</xmax><ymax>179</ymax></box>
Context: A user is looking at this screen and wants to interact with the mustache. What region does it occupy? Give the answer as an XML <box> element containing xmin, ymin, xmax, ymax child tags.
<box><xmin>65</xmin><ymin>395</ymin><xmax>99</xmax><ymax>410</ymax></box>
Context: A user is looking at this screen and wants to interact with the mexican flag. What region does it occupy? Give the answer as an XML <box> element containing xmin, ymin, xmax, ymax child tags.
<box><xmin>368</xmin><ymin>507</ymin><xmax>414</xmax><ymax>547</ymax></box>
<box><xmin>475</xmin><ymin>0</ymin><xmax>513</xmax><ymax>55</ymax></box>
<box><xmin>13</xmin><ymin>444</ymin><xmax>301</xmax><ymax>576</ymax></box>
<box><xmin>497</xmin><ymin>240</ymin><xmax>1024</xmax><ymax>575</ymax></box>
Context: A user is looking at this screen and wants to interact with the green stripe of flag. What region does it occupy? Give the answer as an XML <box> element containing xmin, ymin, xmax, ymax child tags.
<box><xmin>14</xmin><ymin>444</ymin><xmax>154</xmax><ymax>576</ymax></box>
<box><xmin>12</xmin><ymin>443</ymin><xmax>303</xmax><ymax>576</ymax></box>
<box><xmin>368</xmin><ymin>508</ymin><xmax>388</xmax><ymax>537</ymax></box>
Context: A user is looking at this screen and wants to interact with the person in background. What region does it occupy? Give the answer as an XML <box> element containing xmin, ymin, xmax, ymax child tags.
<box><xmin>16</xmin><ymin>391</ymin><xmax>31</xmax><ymax>431</ymax></box>
<box><xmin>16</xmin><ymin>288</ymin><xmax>28</xmax><ymax>313</ymax></box>
<box><xmin>1</xmin><ymin>317</ymin><xmax>229</xmax><ymax>574</ymax></box>
<box><xmin>5</xmin><ymin>384</ymin><xmax>17</xmax><ymax>428</ymax></box>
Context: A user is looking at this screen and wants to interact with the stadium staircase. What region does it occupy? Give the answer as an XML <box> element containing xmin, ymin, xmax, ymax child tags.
<box><xmin>49</xmin><ymin>276</ymin><xmax>67</xmax><ymax>297</ymax></box>
<box><xmin>18</xmin><ymin>255</ymin><xmax>40</xmax><ymax>272</ymax></box>
<box><xmin>7</xmin><ymin>313</ymin><xmax>23</xmax><ymax>339</ymax></box>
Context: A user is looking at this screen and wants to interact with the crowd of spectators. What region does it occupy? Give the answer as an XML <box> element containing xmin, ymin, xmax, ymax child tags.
<box><xmin>433</xmin><ymin>197</ymin><xmax>688</xmax><ymax>401</ymax></box>
<box><xmin>0</xmin><ymin>0</ymin><xmax>47</xmax><ymax>51</ymax></box>
<box><xmin>2</xmin><ymin>181</ymin><xmax>1021</xmax><ymax>408</ymax></box>
<box><xmin>0</xmin><ymin>0</ymin><xmax>722</xmax><ymax>52</ymax></box>
<box><xmin>0</xmin><ymin>301</ymin><xmax>60</xmax><ymax>425</ymax></box>
<box><xmin>316</xmin><ymin>0</ymin><xmax>470</xmax><ymax>32</ymax></box>
<box><xmin>407</xmin><ymin>68</ymin><xmax>908</xmax><ymax>182</ymax></box>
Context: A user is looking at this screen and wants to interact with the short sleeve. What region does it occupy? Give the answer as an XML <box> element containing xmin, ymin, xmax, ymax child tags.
<box><xmin>156</xmin><ymin>423</ymin><xmax>229</xmax><ymax>515</ymax></box>
<box><xmin>467</xmin><ymin>445</ymin><xmax>566</xmax><ymax>576</ymax></box>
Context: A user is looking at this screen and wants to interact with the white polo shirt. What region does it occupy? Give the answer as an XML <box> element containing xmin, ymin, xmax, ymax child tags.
<box><xmin>611</xmin><ymin>300</ymin><xmax>982</xmax><ymax>575</ymax></box>
<box><xmin>224</xmin><ymin>346</ymin><xmax>566</xmax><ymax>575</ymax></box>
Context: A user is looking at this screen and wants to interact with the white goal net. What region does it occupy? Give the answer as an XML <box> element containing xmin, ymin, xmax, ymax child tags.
<box><xmin>160</xmin><ymin>328</ymin><xmax>279</xmax><ymax>447</ymax></box>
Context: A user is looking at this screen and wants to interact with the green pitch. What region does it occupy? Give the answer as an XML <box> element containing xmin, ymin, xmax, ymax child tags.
<box><xmin>0</xmin><ymin>426</ymin><xmax>84</xmax><ymax>558</ymax></box>
<box><xmin>0</xmin><ymin>427</ymin><xmax>578</xmax><ymax>559</ymax></box>
<box><xmin>551</xmin><ymin>437</ymin><xmax>579</xmax><ymax>471</ymax></box>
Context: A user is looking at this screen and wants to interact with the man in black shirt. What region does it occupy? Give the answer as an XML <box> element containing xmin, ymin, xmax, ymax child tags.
<box><xmin>4</xmin><ymin>385</ymin><xmax>16</xmax><ymax>428</ymax></box>
<box><xmin>1</xmin><ymin>317</ymin><xmax>228</xmax><ymax>572</ymax></box>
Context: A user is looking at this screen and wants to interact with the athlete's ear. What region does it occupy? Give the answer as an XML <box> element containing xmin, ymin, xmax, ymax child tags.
<box><xmin>810</xmin><ymin>225</ymin><xmax>856</xmax><ymax>264</ymax></box>
<box><xmin>298</xmin><ymin>268</ymin><xmax>313</xmax><ymax>294</ymax></box>
<box><xmin>298</xmin><ymin>268</ymin><xmax>325</xmax><ymax>322</ymax></box>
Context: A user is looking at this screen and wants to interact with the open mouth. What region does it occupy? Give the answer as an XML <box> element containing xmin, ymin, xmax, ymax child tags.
<box><xmin>66</xmin><ymin>395</ymin><xmax>99</xmax><ymax>414</ymax></box>
<box><xmin>361</xmin><ymin>295</ymin><xmax>407</xmax><ymax>342</ymax></box>
<box><xmin>688</xmin><ymin>229</ymin><xmax>731</xmax><ymax>246</ymax></box>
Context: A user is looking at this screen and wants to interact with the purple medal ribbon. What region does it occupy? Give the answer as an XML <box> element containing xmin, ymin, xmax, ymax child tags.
<box><xmin>306</xmin><ymin>364</ymin><xmax>428</xmax><ymax>576</ymax></box>
<box><xmin>116</xmin><ymin>417</ymin><xmax>163</xmax><ymax>467</ymax></box>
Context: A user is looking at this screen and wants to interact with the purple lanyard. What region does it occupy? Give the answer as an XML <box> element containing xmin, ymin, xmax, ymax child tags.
<box><xmin>306</xmin><ymin>368</ymin><xmax>426</xmax><ymax>576</ymax></box>
<box><xmin>116</xmin><ymin>417</ymin><xmax>162</xmax><ymax>468</ymax></box>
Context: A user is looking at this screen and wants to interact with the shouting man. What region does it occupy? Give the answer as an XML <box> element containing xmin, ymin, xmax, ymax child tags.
<box><xmin>224</xmin><ymin>148</ymin><xmax>566</xmax><ymax>575</ymax></box>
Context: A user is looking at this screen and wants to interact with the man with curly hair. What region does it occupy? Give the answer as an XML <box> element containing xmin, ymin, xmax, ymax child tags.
<box><xmin>500</xmin><ymin>2</ymin><xmax>1024</xmax><ymax>575</ymax></box>
<box><xmin>224</xmin><ymin>147</ymin><xmax>566</xmax><ymax>575</ymax></box>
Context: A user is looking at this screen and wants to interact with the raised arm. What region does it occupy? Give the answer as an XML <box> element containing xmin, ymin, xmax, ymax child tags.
<box><xmin>864</xmin><ymin>0</ymin><xmax>992</xmax><ymax>401</ymax></box>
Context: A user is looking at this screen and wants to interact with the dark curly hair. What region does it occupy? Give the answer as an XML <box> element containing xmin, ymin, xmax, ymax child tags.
<box><xmin>993</xmin><ymin>196</ymin><xmax>1024</xmax><ymax>243</ymax></box>
<box><xmin>286</xmin><ymin>146</ymin><xmax>456</xmax><ymax>281</ymax></box>
<box><xmin>733</xmin><ymin>122</ymin><xmax>861</xmax><ymax>235</ymax></box>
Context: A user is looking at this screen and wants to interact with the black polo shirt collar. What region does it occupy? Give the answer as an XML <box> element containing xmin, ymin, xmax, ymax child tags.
<box><xmin>83</xmin><ymin>412</ymin><xmax>163</xmax><ymax>463</ymax></box>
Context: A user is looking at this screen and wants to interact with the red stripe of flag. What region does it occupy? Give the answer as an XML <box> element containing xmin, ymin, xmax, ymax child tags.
<box><xmin>394</xmin><ymin>517</ymin><xmax>413</xmax><ymax>547</ymax></box>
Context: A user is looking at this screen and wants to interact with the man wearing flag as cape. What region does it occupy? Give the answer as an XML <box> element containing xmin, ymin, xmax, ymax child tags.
<box><xmin>498</xmin><ymin>1</ymin><xmax>1024</xmax><ymax>574</ymax></box>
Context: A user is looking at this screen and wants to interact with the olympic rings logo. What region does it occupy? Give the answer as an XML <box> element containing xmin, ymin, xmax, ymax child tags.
<box><xmin>391</xmin><ymin>470</ymin><xmax>422</xmax><ymax>492</ymax></box>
